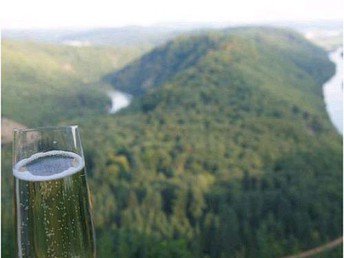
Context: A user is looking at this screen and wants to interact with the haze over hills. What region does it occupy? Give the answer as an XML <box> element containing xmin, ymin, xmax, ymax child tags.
<box><xmin>1</xmin><ymin>26</ymin><xmax>342</xmax><ymax>257</ymax></box>
<box><xmin>2</xmin><ymin>20</ymin><xmax>342</xmax><ymax>49</ymax></box>
<box><xmin>2</xmin><ymin>26</ymin><xmax>191</xmax><ymax>48</ymax></box>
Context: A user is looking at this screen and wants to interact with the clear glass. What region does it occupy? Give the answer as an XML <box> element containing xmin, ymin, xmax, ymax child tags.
<box><xmin>13</xmin><ymin>125</ymin><xmax>96</xmax><ymax>258</ymax></box>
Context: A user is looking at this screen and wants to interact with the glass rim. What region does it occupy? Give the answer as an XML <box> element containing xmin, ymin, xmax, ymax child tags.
<box><xmin>13</xmin><ymin>125</ymin><xmax>79</xmax><ymax>133</ymax></box>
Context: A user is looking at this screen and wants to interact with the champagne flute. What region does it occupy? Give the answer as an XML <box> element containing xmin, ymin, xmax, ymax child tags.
<box><xmin>13</xmin><ymin>126</ymin><xmax>95</xmax><ymax>258</ymax></box>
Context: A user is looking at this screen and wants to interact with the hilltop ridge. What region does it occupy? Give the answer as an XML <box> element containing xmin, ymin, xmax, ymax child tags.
<box><xmin>108</xmin><ymin>27</ymin><xmax>333</xmax><ymax>97</ymax></box>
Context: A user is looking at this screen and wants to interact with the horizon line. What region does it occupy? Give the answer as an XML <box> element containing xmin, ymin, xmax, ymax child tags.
<box><xmin>2</xmin><ymin>19</ymin><xmax>342</xmax><ymax>31</ymax></box>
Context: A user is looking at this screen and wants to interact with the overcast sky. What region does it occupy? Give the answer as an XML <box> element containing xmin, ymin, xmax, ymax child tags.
<box><xmin>1</xmin><ymin>0</ymin><xmax>343</xmax><ymax>29</ymax></box>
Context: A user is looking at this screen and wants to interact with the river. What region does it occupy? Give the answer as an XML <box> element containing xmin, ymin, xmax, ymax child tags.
<box><xmin>107</xmin><ymin>91</ymin><xmax>132</xmax><ymax>114</ymax></box>
<box><xmin>323</xmin><ymin>48</ymin><xmax>343</xmax><ymax>134</ymax></box>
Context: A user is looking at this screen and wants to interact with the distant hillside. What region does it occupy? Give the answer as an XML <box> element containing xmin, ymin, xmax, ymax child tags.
<box><xmin>60</xmin><ymin>26</ymin><xmax>191</xmax><ymax>47</ymax></box>
<box><xmin>2</xmin><ymin>26</ymin><xmax>191</xmax><ymax>48</ymax></box>
<box><xmin>1</xmin><ymin>40</ymin><xmax>145</xmax><ymax>126</ymax></box>
<box><xmin>2</xmin><ymin>28</ymin><xmax>82</xmax><ymax>43</ymax></box>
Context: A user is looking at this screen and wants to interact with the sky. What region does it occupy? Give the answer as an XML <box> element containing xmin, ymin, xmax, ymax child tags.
<box><xmin>1</xmin><ymin>0</ymin><xmax>343</xmax><ymax>29</ymax></box>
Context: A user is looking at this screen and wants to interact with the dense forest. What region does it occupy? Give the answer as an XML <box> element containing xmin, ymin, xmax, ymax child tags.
<box><xmin>1</xmin><ymin>27</ymin><xmax>342</xmax><ymax>257</ymax></box>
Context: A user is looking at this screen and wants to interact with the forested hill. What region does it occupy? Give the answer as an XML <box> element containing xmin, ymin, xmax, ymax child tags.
<box><xmin>79</xmin><ymin>27</ymin><xmax>343</xmax><ymax>257</ymax></box>
<box><xmin>107</xmin><ymin>27</ymin><xmax>333</xmax><ymax>98</ymax></box>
